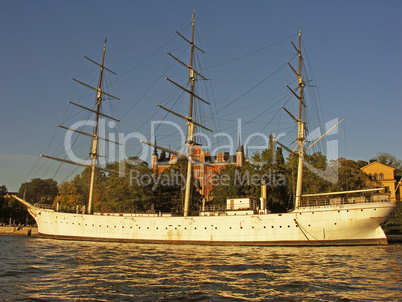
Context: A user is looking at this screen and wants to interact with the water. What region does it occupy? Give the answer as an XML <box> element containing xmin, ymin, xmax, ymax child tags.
<box><xmin>0</xmin><ymin>236</ymin><xmax>400</xmax><ymax>301</ymax></box>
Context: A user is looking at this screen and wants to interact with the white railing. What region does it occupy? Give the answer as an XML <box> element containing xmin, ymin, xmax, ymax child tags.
<box><xmin>33</xmin><ymin>203</ymin><xmax>54</xmax><ymax>210</ymax></box>
<box><xmin>299</xmin><ymin>194</ymin><xmax>390</xmax><ymax>207</ymax></box>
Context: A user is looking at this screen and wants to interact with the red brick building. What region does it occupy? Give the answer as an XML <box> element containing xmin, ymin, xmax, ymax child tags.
<box><xmin>152</xmin><ymin>143</ymin><xmax>247</xmax><ymax>200</ymax></box>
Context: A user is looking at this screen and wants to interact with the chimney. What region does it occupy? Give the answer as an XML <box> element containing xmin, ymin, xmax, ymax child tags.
<box><xmin>260</xmin><ymin>182</ymin><xmax>267</xmax><ymax>214</ymax></box>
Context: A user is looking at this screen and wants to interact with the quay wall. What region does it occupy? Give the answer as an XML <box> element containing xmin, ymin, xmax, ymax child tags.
<box><xmin>0</xmin><ymin>226</ymin><xmax>38</xmax><ymax>236</ymax></box>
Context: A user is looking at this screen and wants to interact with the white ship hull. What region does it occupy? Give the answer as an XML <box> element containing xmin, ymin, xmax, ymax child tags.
<box><xmin>15</xmin><ymin>196</ymin><xmax>395</xmax><ymax>245</ymax></box>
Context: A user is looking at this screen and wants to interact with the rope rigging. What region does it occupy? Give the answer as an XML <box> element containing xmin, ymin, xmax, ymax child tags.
<box><xmin>25</xmin><ymin>29</ymin><xmax>334</xmax><ymax>187</ymax></box>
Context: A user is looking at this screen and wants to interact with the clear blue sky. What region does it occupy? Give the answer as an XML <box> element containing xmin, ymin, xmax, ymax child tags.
<box><xmin>1</xmin><ymin>0</ymin><xmax>401</xmax><ymax>191</ymax></box>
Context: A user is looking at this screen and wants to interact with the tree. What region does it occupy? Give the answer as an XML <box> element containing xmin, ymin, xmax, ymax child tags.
<box><xmin>105</xmin><ymin>158</ymin><xmax>155</xmax><ymax>213</ymax></box>
<box><xmin>55</xmin><ymin>180</ymin><xmax>81</xmax><ymax>211</ymax></box>
<box><xmin>212</xmin><ymin>141</ymin><xmax>290</xmax><ymax>213</ymax></box>
<box><xmin>0</xmin><ymin>185</ymin><xmax>9</xmax><ymax>223</ymax></box>
<box><xmin>285</xmin><ymin>151</ymin><xmax>333</xmax><ymax>209</ymax></box>
<box><xmin>212</xmin><ymin>163</ymin><xmax>258</xmax><ymax>206</ymax></box>
<box><xmin>259</xmin><ymin>146</ymin><xmax>289</xmax><ymax>212</ymax></box>
<box><xmin>0</xmin><ymin>185</ymin><xmax>31</xmax><ymax>225</ymax></box>
<box><xmin>332</xmin><ymin>158</ymin><xmax>379</xmax><ymax>191</ymax></box>
<box><xmin>381</xmin><ymin>200</ymin><xmax>402</xmax><ymax>234</ymax></box>
<box><xmin>18</xmin><ymin>178</ymin><xmax>58</xmax><ymax>204</ymax></box>
<box><xmin>153</xmin><ymin>157</ymin><xmax>203</xmax><ymax>215</ymax></box>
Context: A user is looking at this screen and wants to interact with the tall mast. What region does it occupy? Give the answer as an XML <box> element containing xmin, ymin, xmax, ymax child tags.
<box><xmin>294</xmin><ymin>28</ymin><xmax>305</xmax><ymax>209</ymax></box>
<box><xmin>276</xmin><ymin>29</ymin><xmax>343</xmax><ymax>208</ymax></box>
<box><xmin>40</xmin><ymin>39</ymin><xmax>119</xmax><ymax>214</ymax></box>
<box><xmin>87</xmin><ymin>39</ymin><xmax>107</xmax><ymax>214</ymax></box>
<box><xmin>276</xmin><ymin>29</ymin><xmax>305</xmax><ymax>209</ymax></box>
<box><xmin>183</xmin><ymin>11</ymin><xmax>197</xmax><ymax>217</ymax></box>
<box><xmin>143</xmin><ymin>11</ymin><xmax>212</xmax><ymax>216</ymax></box>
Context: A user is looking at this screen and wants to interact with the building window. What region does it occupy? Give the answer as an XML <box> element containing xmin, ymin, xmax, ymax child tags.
<box><xmin>379</xmin><ymin>173</ymin><xmax>384</xmax><ymax>180</ymax></box>
<box><xmin>368</xmin><ymin>173</ymin><xmax>372</xmax><ymax>180</ymax></box>
<box><xmin>374</xmin><ymin>173</ymin><xmax>378</xmax><ymax>180</ymax></box>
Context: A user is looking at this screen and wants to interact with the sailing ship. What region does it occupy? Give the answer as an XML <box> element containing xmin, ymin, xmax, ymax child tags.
<box><xmin>13</xmin><ymin>13</ymin><xmax>395</xmax><ymax>245</ymax></box>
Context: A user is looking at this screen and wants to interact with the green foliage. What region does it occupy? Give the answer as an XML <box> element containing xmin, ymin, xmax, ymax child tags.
<box><xmin>0</xmin><ymin>185</ymin><xmax>10</xmax><ymax>223</ymax></box>
<box><xmin>212</xmin><ymin>164</ymin><xmax>256</xmax><ymax>205</ymax></box>
<box><xmin>332</xmin><ymin>158</ymin><xmax>380</xmax><ymax>191</ymax></box>
<box><xmin>213</xmin><ymin>142</ymin><xmax>290</xmax><ymax>212</ymax></box>
<box><xmin>104</xmin><ymin>159</ymin><xmax>155</xmax><ymax>213</ymax></box>
<box><xmin>51</xmin><ymin>156</ymin><xmax>199</xmax><ymax>215</ymax></box>
<box><xmin>18</xmin><ymin>178</ymin><xmax>58</xmax><ymax>204</ymax></box>
<box><xmin>156</xmin><ymin>158</ymin><xmax>202</xmax><ymax>215</ymax></box>
<box><xmin>0</xmin><ymin>185</ymin><xmax>30</xmax><ymax>225</ymax></box>
<box><xmin>382</xmin><ymin>200</ymin><xmax>402</xmax><ymax>234</ymax></box>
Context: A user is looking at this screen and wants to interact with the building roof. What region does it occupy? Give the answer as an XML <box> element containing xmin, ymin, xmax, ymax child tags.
<box><xmin>361</xmin><ymin>161</ymin><xmax>395</xmax><ymax>171</ymax></box>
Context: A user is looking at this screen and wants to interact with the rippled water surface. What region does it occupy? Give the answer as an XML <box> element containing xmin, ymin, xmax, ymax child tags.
<box><xmin>0</xmin><ymin>236</ymin><xmax>401</xmax><ymax>301</ymax></box>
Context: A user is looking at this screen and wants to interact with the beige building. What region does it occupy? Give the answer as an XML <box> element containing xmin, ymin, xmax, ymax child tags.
<box><xmin>361</xmin><ymin>162</ymin><xmax>401</xmax><ymax>203</ymax></box>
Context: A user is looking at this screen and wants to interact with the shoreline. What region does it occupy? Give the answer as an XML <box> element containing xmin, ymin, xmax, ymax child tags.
<box><xmin>0</xmin><ymin>226</ymin><xmax>38</xmax><ymax>236</ymax></box>
<box><xmin>387</xmin><ymin>234</ymin><xmax>402</xmax><ymax>243</ymax></box>
<box><xmin>0</xmin><ymin>226</ymin><xmax>401</xmax><ymax>243</ymax></box>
